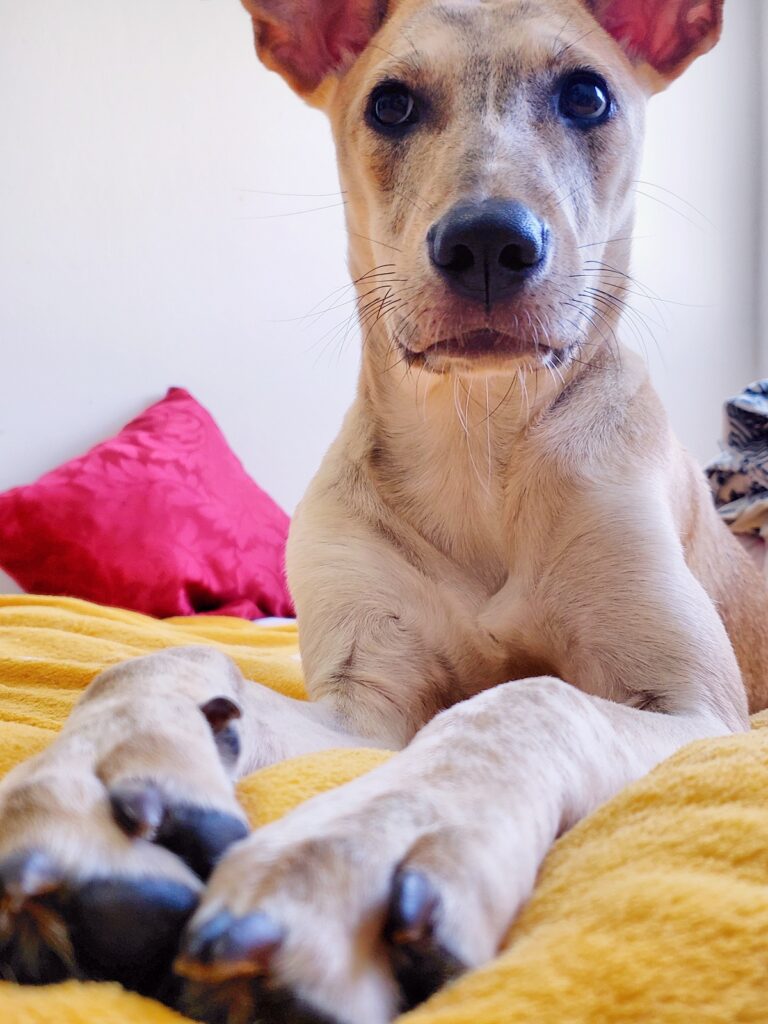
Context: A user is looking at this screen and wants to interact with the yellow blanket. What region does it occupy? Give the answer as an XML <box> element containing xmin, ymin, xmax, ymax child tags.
<box><xmin>1</xmin><ymin>595</ymin><xmax>767</xmax><ymax>1024</ymax></box>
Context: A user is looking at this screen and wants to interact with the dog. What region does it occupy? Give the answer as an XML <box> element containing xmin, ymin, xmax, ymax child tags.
<box><xmin>1</xmin><ymin>1</ymin><xmax>767</xmax><ymax>1022</ymax></box>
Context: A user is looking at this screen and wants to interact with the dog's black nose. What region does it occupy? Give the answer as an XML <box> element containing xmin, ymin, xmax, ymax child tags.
<box><xmin>428</xmin><ymin>199</ymin><xmax>549</xmax><ymax>306</ymax></box>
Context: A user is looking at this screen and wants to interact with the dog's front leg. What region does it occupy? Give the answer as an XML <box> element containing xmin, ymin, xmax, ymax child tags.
<box><xmin>175</xmin><ymin>491</ymin><xmax>749</xmax><ymax>1024</ymax></box>
<box><xmin>0</xmin><ymin>645</ymin><xmax>369</xmax><ymax>994</ymax></box>
<box><xmin>174</xmin><ymin>679</ymin><xmax>734</xmax><ymax>1024</ymax></box>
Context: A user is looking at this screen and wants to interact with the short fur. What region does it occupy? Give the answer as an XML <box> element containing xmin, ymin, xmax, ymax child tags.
<box><xmin>0</xmin><ymin>2</ymin><xmax>765</xmax><ymax>1022</ymax></box>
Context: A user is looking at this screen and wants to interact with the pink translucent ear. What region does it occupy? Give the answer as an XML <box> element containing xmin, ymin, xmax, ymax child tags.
<box><xmin>241</xmin><ymin>0</ymin><xmax>387</xmax><ymax>96</ymax></box>
<box><xmin>590</xmin><ymin>0</ymin><xmax>724</xmax><ymax>82</ymax></box>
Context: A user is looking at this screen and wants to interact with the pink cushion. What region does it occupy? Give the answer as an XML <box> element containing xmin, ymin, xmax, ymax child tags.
<box><xmin>0</xmin><ymin>388</ymin><xmax>294</xmax><ymax>619</ymax></box>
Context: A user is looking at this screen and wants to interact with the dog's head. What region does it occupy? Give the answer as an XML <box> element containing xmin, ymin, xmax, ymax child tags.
<box><xmin>242</xmin><ymin>0</ymin><xmax>723</xmax><ymax>376</ymax></box>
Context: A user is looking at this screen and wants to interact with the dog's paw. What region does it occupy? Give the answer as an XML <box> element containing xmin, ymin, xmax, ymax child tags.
<box><xmin>174</xmin><ymin>755</ymin><xmax>533</xmax><ymax>1024</ymax></box>
<box><xmin>0</xmin><ymin>653</ymin><xmax>251</xmax><ymax>998</ymax></box>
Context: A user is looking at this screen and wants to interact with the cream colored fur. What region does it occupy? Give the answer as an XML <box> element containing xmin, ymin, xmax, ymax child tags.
<box><xmin>1</xmin><ymin>1</ymin><xmax>766</xmax><ymax>1022</ymax></box>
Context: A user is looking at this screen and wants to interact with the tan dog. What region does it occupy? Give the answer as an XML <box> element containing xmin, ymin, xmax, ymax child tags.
<box><xmin>1</xmin><ymin>1</ymin><xmax>767</xmax><ymax>1022</ymax></box>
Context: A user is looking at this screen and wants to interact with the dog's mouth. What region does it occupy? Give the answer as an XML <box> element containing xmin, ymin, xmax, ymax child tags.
<box><xmin>400</xmin><ymin>329</ymin><xmax>566</xmax><ymax>369</ymax></box>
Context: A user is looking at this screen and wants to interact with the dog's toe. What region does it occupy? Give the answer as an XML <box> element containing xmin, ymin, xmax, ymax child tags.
<box><xmin>0</xmin><ymin>849</ymin><xmax>73</xmax><ymax>984</ymax></box>
<box><xmin>0</xmin><ymin>849</ymin><xmax>199</xmax><ymax>994</ymax></box>
<box><xmin>175</xmin><ymin>909</ymin><xmax>285</xmax><ymax>983</ymax></box>
<box><xmin>168</xmin><ymin>820</ymin><xmax>507</xmax><ymax>1024</ymax></box>
<box><xmin>110</xmin><ymin>780</ymin><xmax>249</xmax><ymax>880</ymax></box>
<box><xmin>385</xmin><ymin>869</ymin><xmax>466</xmax><ymax>1010</ymax></box>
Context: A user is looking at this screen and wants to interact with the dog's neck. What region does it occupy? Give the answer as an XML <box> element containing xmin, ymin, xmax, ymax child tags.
<box><xmin>355</xmin><ymin>289</ymin><xmax>625</xmax><ymax>574</ymax></box>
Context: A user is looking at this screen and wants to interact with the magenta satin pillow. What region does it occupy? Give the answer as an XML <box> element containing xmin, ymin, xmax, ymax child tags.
<box><xmin>0</xmin><ymin>388</ymin><xmax>294</xmax><ymax>619</ymax></box>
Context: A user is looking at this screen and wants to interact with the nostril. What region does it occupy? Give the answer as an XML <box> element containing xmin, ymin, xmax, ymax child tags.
<box><xmin>443</xmin><ymin>244</ymin><xmax>474</xmax><ymax>273</ymax></box>
<box><xmin>499</xmin><ymin>243</ymin><xmax>533</xmax><ymax>272</ymax></box>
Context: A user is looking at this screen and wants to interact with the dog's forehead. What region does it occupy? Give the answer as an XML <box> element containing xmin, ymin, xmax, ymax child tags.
<box><xmin>375</xmin><ymin>0</ymin><xmax>605</xmax><ymax>83</ymax></box>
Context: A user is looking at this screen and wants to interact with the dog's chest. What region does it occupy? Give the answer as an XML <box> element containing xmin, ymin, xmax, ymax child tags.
<box><xmin>410</xmin><ymin>504</ymin><xmax>556</xmax><ymax>690</ymax></box>
<box><xmin>435</xmin><ymin>567</ymin><xmax>558</xmax><ymax>698</ymax></box>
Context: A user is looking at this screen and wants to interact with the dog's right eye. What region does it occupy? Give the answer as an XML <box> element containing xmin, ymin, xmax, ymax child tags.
<box><xmin>558</xmin><ymin>71</ymin><xmax>612</xmax><ymax>128</ymax></box>
<box><xmin>368</xmin><ymin>83</ymin><xmax>419</xmax><ymax>132</ymax></box>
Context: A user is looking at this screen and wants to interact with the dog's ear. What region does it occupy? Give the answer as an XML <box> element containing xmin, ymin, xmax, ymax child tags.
<box><xmin>588</xmin><ymin>0</ymin><xmax>724</xmax><ymax>88</ymax></box>
<box><xmin>241</xmin><ymin>0</ymin><xmax>388</xmax><ymax>97</ymax></box>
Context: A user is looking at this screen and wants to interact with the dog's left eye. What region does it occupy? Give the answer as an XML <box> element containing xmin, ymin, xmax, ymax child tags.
<box><xmin>368</xmin><ymin>82</ymin><xmax>419</xmax><ymax>132</ymax></box>
<box><xmin>558</xmin><ymin>71</ymin><xmax>612</xmax><ymax>127</ymax></box>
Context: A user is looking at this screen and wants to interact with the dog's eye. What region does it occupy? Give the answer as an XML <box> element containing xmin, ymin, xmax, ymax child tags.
<box><xmin>558</xmin><ymin>71</ymin><xmax>612</xmax><ymax>127</ymax></box>
<box><xmin>368</xmin><ymin>82</ymin><xmax>418</xmax><ymax>132</ymax></box>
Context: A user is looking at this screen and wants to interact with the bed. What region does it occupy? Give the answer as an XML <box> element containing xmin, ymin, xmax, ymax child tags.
<box><xmin>1</xmin><ymin>594</ymin><xmax>767</xmax><ymax>1023</ymax></box>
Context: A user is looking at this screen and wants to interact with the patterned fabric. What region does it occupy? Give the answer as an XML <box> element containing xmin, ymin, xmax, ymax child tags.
<box><xmin>706</xmin><ymin>380</ymin><xmax>768</xmax><ymax>536</ymax></box>
<box><xmin>0</xmin><ymin>389</ymin><xmax>294</xmax><ymax>619</ymax></box>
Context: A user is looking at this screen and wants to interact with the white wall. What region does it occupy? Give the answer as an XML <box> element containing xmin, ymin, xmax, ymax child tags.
<box><xmin>0</xmin><ymin>0</ymin><xmax>355</xmax><ymax>517</ymax></box>
<box><xmin>632</xmin><ymin>0</ymin><xmax>762</xmax><ymax>447</ymax></box>
<box><xmin>0</xmin><ymin>0</ymin><xmax>763</xmax><ymax>594</ymax></box>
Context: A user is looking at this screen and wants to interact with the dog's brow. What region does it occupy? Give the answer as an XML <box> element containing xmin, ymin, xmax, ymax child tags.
<box><xmin>431</xmin><ymin>3</ymin><xmax>473</xmax><ymax>28</ymax></box>
<box><xmin>390</xmin><ymin>53</ymin><xmax>421</xmax><ymax>77</ymax></box>
<box><xmin>366</xmin><ymin>41</ymin><xmax>421</xmax><ymax>79</ymax></box>
<box><xmin>431</xmin><ymin>0</ymin><xmax>544</xmax><ymax>24</ymax></box>
<box><xmin>553</xmin><ymin>25</ymin><xmax>602</xmax><ymax>62</ymax></box>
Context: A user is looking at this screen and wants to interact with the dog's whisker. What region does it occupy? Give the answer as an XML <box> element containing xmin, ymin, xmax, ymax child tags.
<box><xmin>308</xmin><ymin>293</ymin><xmax>386</xmax><ymax>356</ymax></box>
<box><xmin>268</xmin><ymin>264</ymin><xmax>399</xmax><ymax>324</ymax></box>
<box><xmin>235</xmin><ymin>188</ymin><xmax>347</xmax><ymax>199</ymax></box>
<box><xmin>553</xmin><ymin>24</ymin><xmax>600</xmax><ymax>61</ymax></box>
<box><xmin>452</xmin><ymin>374</ymin><xmax>490</xmax><ymax>496</ymax></box>
<box><xmin>310</xmin><ymin>284</ymin><xmax>405</xmax><ymax>364</ymax></box>
<box><xmin>552</xmin><ymin>14</ymin><xmax>575</xmax><ymax>55</ymax></box>
<box><xmin>577</xmin><ymin>272</ymin><xmax>668</xmax><ymax>331</ymax></box>
<box><xmin>484</xmin><ymin>377</ymin><xmax>493</xmax><ymax>490</ymax></box>
<box><xmin>236</xmin><ymin>200</ymin><xmax>348</xmax><ymax>220</ymax></box>
<box><xmin>577</xmin><ymin>234</ymin><xmax>644</xmax><ymax>250</ymax></box>
<box><xmin>631</xmin><ymin>187</ymin><xmax>705</xmax><ymax>230</ymax></box>
<box><xmin>555</xmin><ymin>184</ymin><xmax>590</xmax><ymax>211</ymax></box>
<box><xmin>388</xmin><ymin>184</ymin><xmax>436</xmax><ymax>215</ymax></box>
<box><xmin>518</xmin><ymin>367</ymin><xmax>531</xmax><ymax>420</ymax></box>
<box><xmin>585</xmin><ymin>285</ymin><xmax>664</xmax><ymax>340</ymax></box>
<box><xmin>366</xmin><ymin>41</ymin><xmax>421</xmax><ymax>77</ymax></box>
<box><xmin>630</xmin><ymin>179</ymin><xmax>713</xmax><ymax>227</ymax></box>
<box><xmin>481</xmin><ymin>376</ymin><xmax>517</xmax><ymax>424</ymax></box>
<box><xmin>285</xmin><ymin>282</ymin><xmax>404</xmax><ymax>327</ymax></box>
<box><xmin>578</xmin><ymin>297</ymin><xmax>623</xmax><ymax>360</ymax></box>
<box><xmin>559</xmin><ymin>292</ymin><xmax>621</xmax><ymax>368</ymax></box>
<box><xmin>542</xmin><ymin>174</ymin><xmax>590</xmax><ymax>212</ymax></box>
<box><xmin>348</xmin><ymin>231</ymin><xmax>405</xmax><ymax>253</ymax></box>
<box><xmin>581</xmin><ymin>258</ymin><xmax>663</xmax><ymax>302</ymax></box>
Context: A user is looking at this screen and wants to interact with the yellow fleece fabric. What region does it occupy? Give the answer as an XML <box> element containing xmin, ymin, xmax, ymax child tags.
<box><xmin>1</xmin><ymin>595</ymin><xmax>767</xmax><ymax>1023</ymax></box>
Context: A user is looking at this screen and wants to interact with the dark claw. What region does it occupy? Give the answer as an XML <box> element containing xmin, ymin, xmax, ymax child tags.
<box><xmin>110</xmin><ymin>781</ymin><xmax>166</xmax><ymax>840</ymax></box>
<box><xmin>0</xmin><ymin>851</ymin><xmax>198</xmax><ymax>995</ymax></box>
<box><xmin>176</xmin><ymin>912</ymin><xmax>347</xmax><ymax>1023</ymax></box>
<box><xmin>108</xmin><ymin>781</ymin><xmax>249</xmax><ymax>881</ymax></box>
<box><xmin>67</xmin><ymin>876</ymin><xmax>199</xmax><ymax>995</ymax></box>
<box><xmin>200</xmin><ymin>698</ymin><xmax>243</xmax><ymax>770</ymax></box>
<box><xmin>200</xmin><ymin>697</ymin><xmax>242</xmax><ymax>735</ymax></box>
<box><xmin>177</xmin><ymin>979</ymin><xmax>341</xmax><ymax>1024</ymax></box>
<box><xmin>156</xmin><ymin>806</ymin><xmax>249</xmax><ymax>881</ymax></box>
<box><xmin>0</xmin><ymin>850</ymin><xmax>64</xmax><ymax>911</ymax></box>
<box><xmin>176</xmin><ymin>909</ymin><xmax>284</xmax><ymax>983</ymax></box>
<box><xmin>0</xmin><ymin>850</ymin><xmax>73</xmax><ymax>985</ymax></box>
<box><xmin>385</xmin><ymin>869</ymin><xmax>466</xmax><ymax>1011</ymax></box>
<box><xmin>386</xmin><ymin>869</ymin><xmax>440</xmax><ymax>945</ymax></box>
<box><xmin>175</xmin><ymin>912</ymin><xmax>345</xmax><ymax>1024</ymax></box>
<box><xmin>211</xmin><ymin>724</ymin><xmax>242</xmax><ymax>770</ymax></box>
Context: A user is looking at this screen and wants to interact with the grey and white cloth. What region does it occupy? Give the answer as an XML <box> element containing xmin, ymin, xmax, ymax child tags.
<box><xmin>706</xmin><ymin>381</ymin><xmax>768</xmax><ymax>571</ymax></box>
